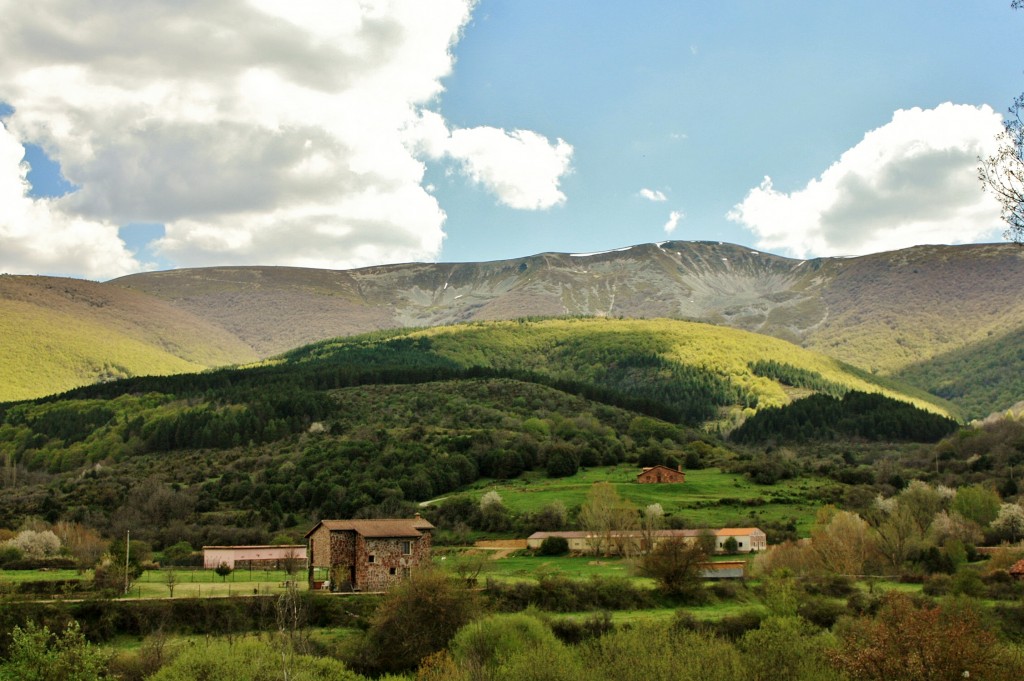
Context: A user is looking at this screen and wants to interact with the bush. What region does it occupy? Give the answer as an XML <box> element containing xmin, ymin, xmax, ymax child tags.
<box><xmin>356</xmin><ymin>570</ymin><xmax>481</xmax><ymax>674</ymax></box>
<box><xmin>147</xmin><ymin>637</ymin><xmax>364</xmax><ymax>681</ymax></box>
<box><xmin>548</xmin><ymin>611</ymin><xmax>614</xmax><ymax>645</ymax></box>
<box><xmin>797</xmin><ymin>596</ymin><xmax>846</xmax><ymax>630</ymax></box>
<box><xmin>922</xmin><ymin>573</ymin><xmax>952</xmax><ymax>596</ymax></box>
<box><xmin>538</xmin><ymin>536</ymin><xmax>569</xmax><ymax>556</ymax></box>
<box><xmin>484</xmin><ymin>575</ymin><xmax>655</xmax><ymax>613</ymax></box>
<box><xmin>709</xmin><ymin>610</ymin><xmax>764</xmax><ymax>640</ymax></box>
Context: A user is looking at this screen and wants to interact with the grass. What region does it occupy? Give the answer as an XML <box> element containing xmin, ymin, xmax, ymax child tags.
<box><xmin>0</xmin><ymin>568</ymin><xmax>306</xmax><ymax>599</ymax></box>
<box><xmin>464</xmin><ymin>552</ymin><xmax>656</xmax><ymax>587</ymax></box>
<box><xmin>457</xmin><ymin>465</ymin><xmax>831</xmax><ymax>535</ymax></box>
<box><xmin>131</xmin><ymin>568</ymin><xmax>306</xmax><ymax>599</ymax></box>
<box><xmin>0</xmin><ymin>568</ymin><xmax>85</xmax><ymax>582</ymax></box>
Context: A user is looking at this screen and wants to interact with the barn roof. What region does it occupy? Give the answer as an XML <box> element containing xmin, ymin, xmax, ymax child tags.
<box><xmin>715</xmin><ymin>528</ymin><xmax>766</xmax><ymax>536</ymax></box>
<box><xmin>305</xmin><ymin>517</ymin><xmax>434</xmax><ymax>539</ymax></box>
<box><xmin>1010</xmin><ymin>558</ymin><xmax>1024</xmax><ymax>575</ymax></box>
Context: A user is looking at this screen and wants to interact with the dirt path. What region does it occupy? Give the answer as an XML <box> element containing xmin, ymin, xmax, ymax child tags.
<box><xmin>471</xmin><ymin>539</ymin><xmax>527</xmax><ymax>560</ymax></box>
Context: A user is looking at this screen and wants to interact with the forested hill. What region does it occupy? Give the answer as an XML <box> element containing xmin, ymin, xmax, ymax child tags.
<box><xmin>0</xmin><ymin>318</ymin><xmax>959</xmax><ymax>546</ymax></box>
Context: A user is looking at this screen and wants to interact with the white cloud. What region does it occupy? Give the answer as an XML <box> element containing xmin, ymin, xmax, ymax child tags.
<box><xmin>404</xmin><ymin>110</ymin><xmax>574</xmax><ymax>210</ymax></box>
<box><xmin>663</xmin><ymin>210</ymin><xmax>683</xmax><ymax>235</ymax></box>
<box><xmin>443</xmin><ymin>127</ymin><xmax>573</xmax><ymax>210</ymax></box>
<box><xmin>727</xmin><ymin>103</ymin><xmax>1005</xmax><ymax>257</ymax></box>
<box><xmin>0</xmin><ymin>0</ymin><xmax>570</xmax><ymax>277</ymax></box>
<box><xmin>0</xmin><ymin>120</ymin><xmax>140</xmax><ymax>278</ymax></box>
<box><xmin>639</xmin><ymin>188</ymin><xmax>667</xmax><ymax>202</ymax></box>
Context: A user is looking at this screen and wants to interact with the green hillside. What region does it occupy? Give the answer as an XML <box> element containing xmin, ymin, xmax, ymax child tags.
<box><xmin>0</xmin><ymin>275</ymin><xmax>257</xmax><ymax>402</ymax></box>
<box><xmin>283</xmin><ymin>318</ymin><xmax>956</xmax><ymax>421</ymax></box>
<box><xmin>0</xmin><ymin>317</ymin><xmax>957</xmax><ymax>546</ymax></box>
<box><xmin>0</xmin><ymin>300</ymin><xmax>223</xmax><ymax>402</ymax></box>
<box><xmin>894</xmin><ymin>327</ymin><xmax>1024</xmax><ymax>420</ymax></box>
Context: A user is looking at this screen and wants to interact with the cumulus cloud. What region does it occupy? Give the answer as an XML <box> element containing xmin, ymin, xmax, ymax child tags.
<box><xmin>406</xmin><ymin>110</ymin><xmax>574</xmax><ymax>210</ymax></box>
<box><xmin>727</xmin><ymin>103</ymin><xmax>1005</xmax><ymax>257</ymax></box>
<box><xmin>639</xmin><ymin>188</ymin><xmax>667</xmax><ymax>202</ymax></box>
<box><xmin>0</xmin><ymin>0</ymin><xmax>573</xmax><ymax>278</ymax></box>
<box><xmin>445</xmin><ymin>127</ymin><xmax>572</xmax><ymax>210</ymax></box>
<box><xmin>663</xmin><ymin>210</ymin><xmax>683</xmax><ymax>235</ymax></box>
<box><xmin>0</xmin><ymin>120</ymin><xmax>139</xmax><ymax>277</ymax></box>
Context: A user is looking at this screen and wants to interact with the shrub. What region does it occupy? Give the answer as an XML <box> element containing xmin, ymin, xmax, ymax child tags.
<box><xmin>922</xmin><ymin>573</ymin><xmax>952</xmax><ymax>596</ymax></box>
<box><xmin>830</xmin><ymin>592</ymin><xmax>1024</xmax><ymax>681</ymax></box>
<box><xmin>356</xmin><ymin>570</ymin><xmax>481</xmax><ymax>674</ymax></box>
<box><xmin>796</xmin><ymin>596</ymin><xmax>846</xmax><ymax>630</ymax></box>
<box><xmin>147</xmin><ymin>637</ymin><xmax>363</xmax><ymax>681</ymax></box>
<box><xmin>0</xmin><ymin>621</ymin><xmax>108</xmax><ymax>681</ymax></box>
<box><xmin>538</xmin><ymin>536</ymin><xmax>569</xmax><ymax>556</ymax></box>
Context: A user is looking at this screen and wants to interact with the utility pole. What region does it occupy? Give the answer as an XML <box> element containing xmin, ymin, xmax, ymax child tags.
<box><xmin>124</xmin><ymin>530</ymin><xmax>131</xmax><ymax>595</ymax></box>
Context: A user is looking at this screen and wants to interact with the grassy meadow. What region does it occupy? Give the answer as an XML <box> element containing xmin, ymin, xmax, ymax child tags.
<box><xmin>444</xmin><ymin>465</ymin><xmax>833</xmax><ymax>534</ymax></box>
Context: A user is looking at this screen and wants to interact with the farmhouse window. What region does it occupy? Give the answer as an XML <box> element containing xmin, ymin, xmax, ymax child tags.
<box><xmin>389</xmin><ymin>567</ymin><xmax>397</xmax><ymax>575</ymax></box>
<box><xmin>368</xmin><ymin>554</ymin><xmax>375</xmax><ymax>563</ymax></box>
<box><xmin>738</xmin><ymin>542</ymin><xmax>744</xmax><ymax>548</ymax></box>
<box><xmin>400</xmin><ymin>541</ymin><xmax>412</xmax><ymax>555</ymax></box>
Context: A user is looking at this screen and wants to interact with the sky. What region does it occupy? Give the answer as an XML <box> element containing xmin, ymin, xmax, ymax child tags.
<box><xmin>0</xmin><ymin>1</ymin><xmax>1021</xmax><ymax>280</ymax></box>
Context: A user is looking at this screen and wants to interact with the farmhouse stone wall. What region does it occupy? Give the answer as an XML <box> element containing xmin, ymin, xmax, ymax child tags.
<box><xmin>306</xmin><ymin>518</ymin><xmax>433</xmax><ymax>591</ymax></box>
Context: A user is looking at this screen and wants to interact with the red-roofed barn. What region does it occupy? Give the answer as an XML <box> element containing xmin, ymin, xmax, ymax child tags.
<box><xmin>305</xmin><ymin>516</ymin><xmax>434</xmax><ymax>592</ymax></box>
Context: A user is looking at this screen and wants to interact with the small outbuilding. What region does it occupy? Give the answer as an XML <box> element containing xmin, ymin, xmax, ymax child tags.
<box><xmin>305</xmin><ymin>515</ymin><xmax>434</xmax><ymax>592</ymax></box>
<box><xmin>202</xmin><ymin>545</ymin><xmax>306</xmax><ymax>570</ymax></box>
<box><xmin>637</xmin><ymin>465</ymin><xmax>686</xmax><ymax>484</ymax></box>
<box><xmin>1010</xmin><ymin>558</ymin><xmax>1024</xmax><ymax>580</ymax></box>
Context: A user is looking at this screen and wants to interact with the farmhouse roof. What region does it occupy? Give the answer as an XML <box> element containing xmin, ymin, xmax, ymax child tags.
<box><xmin>304</xmin><ymin>518</ymin><xmax>434</xmax><ymax>539</ymax></box>
<box><xmin>715</xmin><ymin>528</ymin><xmax>765</xmax><ymax>537</ymax></box>
<box><xmin>1010</xmin><ymin>558</ymin><xmax>1024</xmax><ymax>576</ymax></box>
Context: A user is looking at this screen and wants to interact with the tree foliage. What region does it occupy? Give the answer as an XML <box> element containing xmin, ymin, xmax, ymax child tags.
<box><xmin>357</xmin><ymin>569</ymin><xmax>481</xmax><ymax>674</ymax></box>
<box><xmin>638</xmin><ymin>536</ymin><xmax>710</xmax><ymax>601</ymax></box>
<box><xmin>830</xmin><ymin>593</ymin><xmax>1024</xmax><ymax>681</ymax></box>
<box><xmin>731</xmin><ymin>391</ymin><xmax>958</xmax><ymax>444</ymax></box>
<box><xmin>0</xmin><ymin>621</ymin><xmax>108</xmax><ymax>681</ymax></box>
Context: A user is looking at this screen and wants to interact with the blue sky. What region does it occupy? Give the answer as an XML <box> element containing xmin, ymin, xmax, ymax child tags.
<box><xmin>0</xmin><ymin>1</ymin><xmax>1021</xmax><ymax>279</ymax></box>
<box><xmin>431</xmin><ymin>0</ymin><xmax>1022</xmax><ymax>262</ymax></box>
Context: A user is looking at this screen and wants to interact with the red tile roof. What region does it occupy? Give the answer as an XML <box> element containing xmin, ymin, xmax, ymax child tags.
<box><xmin>1010</xmin><ymin>558</ymin><xmax>1024</xmax><ymax>575</ymax></box>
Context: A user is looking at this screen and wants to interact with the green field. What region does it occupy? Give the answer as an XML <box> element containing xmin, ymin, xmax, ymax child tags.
<box><xmin>0</xmin><ymin>568</ymin><xmax>306</xmax><ymax>599</ymax></box>
<box><xmin>447</xmin><ymin>465</ymin><xmax>833</xmax><ymax>535</ymax></box>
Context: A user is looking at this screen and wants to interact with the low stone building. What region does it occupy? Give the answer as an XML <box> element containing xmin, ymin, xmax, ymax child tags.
<box><xmin>527</xmin><ymin>527</ymin><xmax>766</xmax><ymax>555</ymax></box>
<box><xmin>637</xmin><ymin>465</ymin><xmax>686</xmax><ymax>484</ymax></box>
<box><xmin>201</xmin><ymin>545</ymin><xmax>306</xmax><ymax>570</ymax></box>
<box><xmin>305</xmin><ymin>516</ymin><xmax>434</xmax><ymax>592</ymax></box>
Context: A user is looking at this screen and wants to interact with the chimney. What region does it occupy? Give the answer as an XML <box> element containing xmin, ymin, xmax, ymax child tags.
<box><xmin>678</xmin><ymin>464</ymin><xmax>683</xmax><ymax>473</ymax></box>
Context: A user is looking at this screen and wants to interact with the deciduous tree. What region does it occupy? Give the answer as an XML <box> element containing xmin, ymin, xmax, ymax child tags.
<box><xmin>578</xmin><ymin>482</ymin><xmax>637</xmax><ymax>556</ymax></box>
<box><xmin>638</xmin><ymin>536</ymin><xmax>709</xmax><ymax>602</ymax></box>
<box><xmin>830</xmin><ymin>593</ymin><xmax>1023</xmax><ymax>681</ymax></box>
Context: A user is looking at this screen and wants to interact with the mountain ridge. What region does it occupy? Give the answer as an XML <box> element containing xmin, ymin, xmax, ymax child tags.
<box><xmin>3</xmin><ymin>240</ymin><xmax>1022</xmax><ymax>416</ymax></box>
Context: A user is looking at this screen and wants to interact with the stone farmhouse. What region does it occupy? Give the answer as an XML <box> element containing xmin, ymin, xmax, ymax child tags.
<box><xmin>305</xmin><ymin>516</ymin><xmax>434</xmax><ymax>592</ymax></box>
<box><xmin>527</xmin><ymin>527</ymin><xmax>766</xmax><ymax>556</ymax></box>
<box><xmin>637</xmin><ymin>464</ymin><xmax>686</xmax><ymax>483</ymax></box>
<box><xmin>202</xmin><ymin>544</ymin><xmax>306</xmax><ymax>570</ymax></box>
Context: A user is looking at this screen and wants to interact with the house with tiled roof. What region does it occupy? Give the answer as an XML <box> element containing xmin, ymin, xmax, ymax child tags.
<box><xmin>637</xmin><ymin>465</ymin><xmax>686</xmax><ymax>484</ymax></box>
<box><xmin>1010</xmin><ymin>558</ymin><xmax>1024</xmax><ymax>580</ymax></box>
<box><xmin>305</xmin><ymin>515</ymin><xmax>434</xmax><ymax>592</ymax></box>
